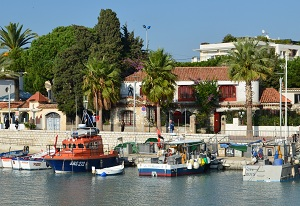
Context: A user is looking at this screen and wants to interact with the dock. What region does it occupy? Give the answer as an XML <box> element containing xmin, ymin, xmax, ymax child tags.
<box><xmin>121</xmin><ymin>153</ymin><xmax>252</xmax><ymax>170</ymax></box>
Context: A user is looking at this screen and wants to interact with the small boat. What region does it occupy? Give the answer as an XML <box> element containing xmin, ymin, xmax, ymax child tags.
<box><xmin>1</xmin><ymin>147</ymin><xmax>30</xmax><ymax>168</ymax></box>
<box><xmin>12</xmin><ymin>150</ymin><xmax>55</xmax><ymax>170</ymax></box>
<box><xmin>137</xmin><ymin>138</ymin><xmax>210</xmax><ymax>177</ymax></box>
<box><xmin>93</xmin><ymin>163</ymin><xmax>124</xmax><ymax>176</ymax></box>
<box><xmin>243</xmin><ymin>142</ymin><xmax>300</xmax><ymax>182</ymax></box>
<box><xmin>44</xmin><ymin>127</ymin><xmax>120</xmax><ymax>173</ymax></box>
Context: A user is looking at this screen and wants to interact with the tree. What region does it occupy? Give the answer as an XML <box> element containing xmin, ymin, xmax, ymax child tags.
<box><xmin>0</xmin><ymin>22</ymin><xmax>37</xmax><ymax>101</ymax></box>
<box><xmin>0</xmin><ymin>22</ymin><xmax>37</xmax><ymax>50</ymax></box>
<box><xmin>22</xmin><ymin>26</ymin><xmax>79</xmax><ymax>94</ymax></box>
<box><xmin>222</xmin><ymin>34</ymin><xmax>237</xmax><ymax>43</ymax></box>
<box><xmin>91</xmin><ymin>9</ymin><xmax>123</xmax><ymax>64</ymax></box>
<box><xmin>225</xmin><ymin>38</ymin><xmax>273</xmax><ymax>138</ymax></box>
<box><xmin>142</xmin><ymin>48</ymin><xmax>177</xmax><ymax>130</ymax></box>
<box><xmin>121</xmin><ymin>24</ymin><xmax>146</xmax><ymax>78</ymax></box>
<box><xmin>83</xmin><ymin>57</ymin><xmax>121</xmax><ymax>131</ymax></box>
<box><xmin>194</xmin><ymin>80</ymin><xmax>220</xmax><ymax>129</ymax></box>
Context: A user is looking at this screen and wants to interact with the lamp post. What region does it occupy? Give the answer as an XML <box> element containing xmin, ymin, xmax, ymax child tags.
<box><xmin>142</xmin><ymin>25</ymin><xmax>151</xmax><ymax>51</ymax></box>
<box><xmin>284</xmin><ymin>53</ymin><xmax>288</xmax><ymax>142</ymax></box>
<box><xmin>238</xmin><ymin>111</ymin><xmax>245</xmax><ymax>125</ymax></box>
<box><xmin>279</xmin><ymin>77</ymin><xmax>283</xmax><ymax>139</ymax></box>
<box><xmin>8</xmin><ymin>83</ymin><xmax>11</xmax><ymax>125</ymax></box>
<box><xmin>133</xmin><ymin>80</ymin><xmax>136</xmax><ymax>134</ymax></box>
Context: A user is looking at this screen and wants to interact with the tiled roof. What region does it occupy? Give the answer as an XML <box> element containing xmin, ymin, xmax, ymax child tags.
<box><xmin>125</xmin><ymin>67</ymin><xmax>230</xmax><ymax>81</ymax></box>
<box><xmin>260</xmin><ymin>88</ymin><xmax>291</xmax><ymax>103</ymax></box>
<box><xmin>38</xmin><ymin>103</ymin><xmax>58</xmax><ymax>109</ymax></box>
<box><xmin>0</xmin><ymin>101</ymin><xmax>28</xmax><ymax>109</ymax></box>
<box><xmin>27</xmin><ymin>92</ymin><xmax>49</xmax><ymax>103</ymax></box>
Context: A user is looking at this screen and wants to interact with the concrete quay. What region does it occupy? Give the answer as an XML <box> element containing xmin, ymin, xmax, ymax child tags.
<box><xmin>0</xmin><ymin>129</ymin><xmax>257</xmax><ymax>170</ymax></box>
<box><xmin>122</xmin><ymin>153</ymin><xmax>252</xmax><ymax>170</ymax></box>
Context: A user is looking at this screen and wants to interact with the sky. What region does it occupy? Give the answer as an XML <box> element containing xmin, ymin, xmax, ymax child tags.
<box><xmin>1</xmin><ymin>0</ymin><xmax>300</xmax><ymax>62</ymax></box>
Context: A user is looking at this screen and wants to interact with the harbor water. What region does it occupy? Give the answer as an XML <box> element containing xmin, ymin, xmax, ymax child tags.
<box><xmin>1</xmin><ymin>167</ymin><xmax>300</xmax><ymax>206</ymax></box>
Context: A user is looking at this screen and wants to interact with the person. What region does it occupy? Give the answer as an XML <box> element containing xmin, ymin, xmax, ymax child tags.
<box><xmin>121</xmin><ymin>120</ymin><xmax>125</xmax><ymax>132</ymax></box>
<box><xmin>15</xmin><ymin>119</ymin><xmax>19</xmax><ymax>130</ymax></box>
<box><xmin>5</xmin><ymin>118</ymin><xmax>10</xmax><ymax>129</ymax></box>
<box><xmin>92</xmin><ymin>114</ymin><xmax>96</xmax><ymax>127</ymax></box>
<box><xmin>169</xmin><ymin>120</ymin><xmax>175</xmax><ymax>133</ymax></box>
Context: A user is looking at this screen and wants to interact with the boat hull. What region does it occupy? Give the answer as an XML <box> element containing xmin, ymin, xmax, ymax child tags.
<box><xmin>1</xmin><ymin>157</ymin><xmax>13</xmax><ymax>168</ymax></box>
<box><xmin>243</xmin><ymin>164</ymin><xmax>300</xmax><ymax>182</ymax></box>
<box><xmin>20</xmin><ymin>159</ymin><xmax>51</xmax><ymax>170</ymax></box>
<box><xmin>137</xmin><ymin>163</ymin><xmax>208</xmax><ymax>177</ymax></box>
<box><xmin>95</xmin><ymin>164</ymin><xmax>124</xmax><ymax>176</ymax></box>
<box><xmin>45</xmin><ymin>157</ymin><xmax>119</xmax><ymax>173</ymax></box>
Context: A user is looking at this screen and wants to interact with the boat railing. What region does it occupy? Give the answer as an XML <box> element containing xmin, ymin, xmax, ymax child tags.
<box><xmin>45</xmin><ymin>145</ymin><xmax>108</xmax><ymax>157</ymax></box>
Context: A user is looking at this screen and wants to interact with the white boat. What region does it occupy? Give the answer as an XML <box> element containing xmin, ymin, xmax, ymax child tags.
<box><xmin>12</xmin><ymin>150</ymin><xmax>54</xmax><ymax>170</ymax></box>
<box><xmin>1</xmin><ymin>148</ymin><xmax>30</xmax><ymax>168</ymax></box>
<box><xmin>242</xmin><ymin>142</ymin><xmax>300</xmax><ymax>182</ymax></box>
<box><xmin>93</xmin><ymin>163</ymin><xmax>124</xmax><ymax>176</ymax></box>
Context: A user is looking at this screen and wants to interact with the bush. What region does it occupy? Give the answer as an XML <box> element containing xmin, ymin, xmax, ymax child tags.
<box><xmin>24</xmin><ymin>122</ymin><xmax>36</xmax><ymax>130</ymax></box>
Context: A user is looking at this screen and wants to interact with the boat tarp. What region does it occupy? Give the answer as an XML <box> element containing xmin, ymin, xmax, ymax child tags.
<box><xmin>220</xmin><ymin>143</ymin><xmax>248</xmax><ymax>152</ymax></box>
<box><xmin>229</xmin><ymin>144</ymin><xmax>248</xmax><ymax>152</ymax></box>
<box><xmin>114</xmin><ymin>142</ymin><xmax>138</xmax><ymax>153</ymax></box>
<box><xmin>145</xmin><ymin>138</ymin><xmax>158</xmax><ymax>143</ymax></box>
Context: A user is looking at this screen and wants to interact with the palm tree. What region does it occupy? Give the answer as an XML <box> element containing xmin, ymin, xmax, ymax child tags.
<box><xmin>0</xmin><ymin>22</ymin><xmax>38</xmax><ymax>101</ymax></box>
<box><xmin>83</xmin><ymin>57</ymin><xmax>121</xmax><ymax>131</ymax></box>
<box><xmin>226</xmin><ymin>38</ymin><xmax>273</xmax><ymax>138</ymax></box>
<box><xmin>142</xmin><ymin>48</ymin><xmax>177</xmax><ymax>130</ymax></box>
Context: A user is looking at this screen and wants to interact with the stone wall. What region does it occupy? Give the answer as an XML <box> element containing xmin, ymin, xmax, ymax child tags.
<box><xmin>0</xmin><ymin>130</ymin><xmax>225</xmax><ymax>153</ymax></box>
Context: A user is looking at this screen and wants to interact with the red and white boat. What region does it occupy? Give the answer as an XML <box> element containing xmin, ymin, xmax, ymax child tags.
<box><xmin>1</xmin><ymin>147</ymin><xmax>30</xmax><ymax>168</ymax></box>
<box><xmin>44</xmin><ymin>127</ymin><xmax>120</xmax><ymax>173</ymax></box>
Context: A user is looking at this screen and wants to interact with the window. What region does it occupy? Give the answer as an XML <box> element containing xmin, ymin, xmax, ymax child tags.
<box><xmin>294</xmin><ymin>94</ymin><xmax>300</xmax><ymax>103</ymax></box>
<box><xmin>122</xmin><ymin>110</ymin><xmax>134</xmax><ymax>125</ymax></box>
<box><xmin>219</xmin><ymin>85</ymin><xmax>236</xmax><ymax>101</ymax></box>
<box><xmin>178</xmin><ymin>86</ymin><xmax>195</xmax><ymax>101</ymax></box>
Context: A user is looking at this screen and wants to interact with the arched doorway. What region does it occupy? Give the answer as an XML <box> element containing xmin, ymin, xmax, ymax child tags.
<box><xmin>46</xmin><ymin>112</ymin><xmax>60</xmax><ymax>130</ymax></box>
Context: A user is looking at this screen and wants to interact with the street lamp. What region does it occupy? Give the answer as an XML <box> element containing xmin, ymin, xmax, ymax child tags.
<box><xmin>238</xmin><ymin>111</ymin><xmax>245</xmax><ymax>125</ymax></box>
<box><xmin>284</xmin><ymin>52</ymin><xmax>288</xmax><ymax>142</ymax></box>
<box><xmin>142</xmin><ymin>25</ymin><xmax>151</xmax><ymax>51</ymax></box>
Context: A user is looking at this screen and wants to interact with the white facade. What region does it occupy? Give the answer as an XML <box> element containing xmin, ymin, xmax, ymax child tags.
<box><xmin>195</xmin><ymin>42</ymin><xmax>300</xmax><ymax>62</ymax></box>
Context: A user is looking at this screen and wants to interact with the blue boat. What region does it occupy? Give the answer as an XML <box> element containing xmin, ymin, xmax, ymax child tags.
<box><xmin>44</xmin><ymin>127</ymin><xmax>120</xmax><ymax>173</ymax></box>
<box><xmin>137</xmin><ymin>139</ymin><xmax>210</xmax><ymax>177</ymax></box>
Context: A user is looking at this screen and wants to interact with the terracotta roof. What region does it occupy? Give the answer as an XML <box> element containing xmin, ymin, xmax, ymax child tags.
<box><xmin>27</xmin><ymin>92</ymin><xmax>49</xmax><ymax>103</ymax></box>
<box><xmin>125</xmin><ymin>67</ymin><xmax>230</xmax><ymax>81</ymax></box>
<box><xmin>38</xmin><ymin>103</ymin><xmax>58</xmax><ymax>109</ymax></box>
<box><xmin>260</xmin><ymin>88</ymin><xmax>291</xmax><ymax>103</ymax></box>
<box><xmin>0</xmin><ymin>101</ymin><xmax>28</xmax><ymax>109</ymax></box>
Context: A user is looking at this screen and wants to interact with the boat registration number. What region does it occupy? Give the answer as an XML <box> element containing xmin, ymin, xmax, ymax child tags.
<box><xmin>70</xmin><ymin>161</ymin><xmax>86</xmax><ymax>167</ymax></box>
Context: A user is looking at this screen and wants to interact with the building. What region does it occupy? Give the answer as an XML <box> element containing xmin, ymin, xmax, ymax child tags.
<box><xmin>194</xmin><ymin>42</ymin><xmax>300</xmax><ymax>62</ymax></box>
<box><xmin>110</xmin><ymin>67</ymin><xmax>260</xmax><ymax>133</ymax></box>
<box><xmin>0</xmin><ymin>91</ymin><xmax>67</xmax><ymax>130</ymax></box>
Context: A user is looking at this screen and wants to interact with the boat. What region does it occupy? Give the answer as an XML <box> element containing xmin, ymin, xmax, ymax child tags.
<box><xmin>44</xmin><ymin>127</ymin><xmax>120</xmax><ymax>173</ymax></box>
<box><xmin>0</xmin><ymin>147</ymin><xmax>30</xmax><ymax>168</ymax></box>
<box><xmin>137</xmin><ymin>138</ymin><xmax>210</xmax><ymax>177</ymax></box>
<box><xmin>12</xmin><ymin>150</ymin><xmax>55</xmax><ymax>170</ymax></box>
<box><xmin>93</xmin><ymin>162</ymin><xmax>124</xmax><ymax>176</ymax></box>
<box><xmin>242</xmin><ymin>141</ymin><xmax>300</xmax><ymax>182</ymax></box>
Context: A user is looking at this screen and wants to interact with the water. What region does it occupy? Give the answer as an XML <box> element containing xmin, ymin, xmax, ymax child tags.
<box><xmin>1</xmin><ymin>167</ymin><xmax>300</xmax><ymax>206</ymax></box>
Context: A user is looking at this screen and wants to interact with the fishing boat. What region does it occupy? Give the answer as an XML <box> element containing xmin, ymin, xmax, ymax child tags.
<box><xmin>44</xmin><ymin>127</ymin><xmax>120</xmax><ymax>173</ymax></box>
<box><xmin>0</xmin><ymin>147</ymin><xmax>30</xmax><ymax>168</ymax></box>
<box><xmin>242</xmin><ymin>141</ymin><xmax>300</xmax><ymax>182</ymax></box>
<box><xmin>93</xmin><ymin>162</ymin><xmax>124</xmax><ymax>176</ymax></box>
<box><xmin>12</xmin><ymin>150</ymin><xmax>55</xmax><ymax>170</ymax></box>
<box><xmin>137</xmin><ymin>138</ymin><xmax>210</xmax><ymax>177</ymax></box>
